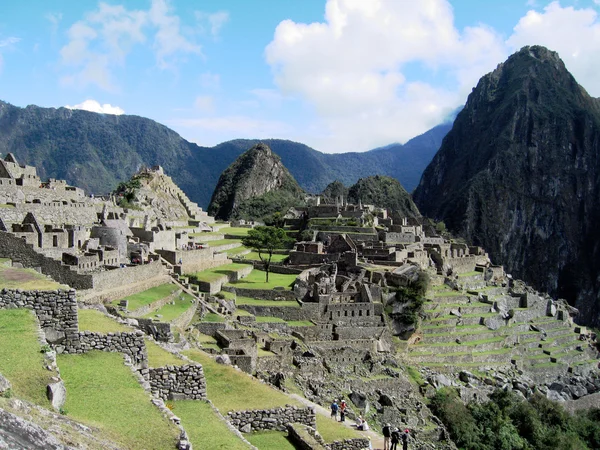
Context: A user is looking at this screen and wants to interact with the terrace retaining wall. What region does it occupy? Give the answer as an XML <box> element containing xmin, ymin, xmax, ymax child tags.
<box><xmin>144</xmin><ymin>364</ymin><xmax>206</xmax><ymax>401</ymax></box>
<box><xmin>63</xmin><ymin>330</ymin><xmax>147</xmax><ymax>368</ymax></box>
<box><xmin>227</xmin><ymin>405</ymin><xmax>316</xmax><ymax>432</ymax></box>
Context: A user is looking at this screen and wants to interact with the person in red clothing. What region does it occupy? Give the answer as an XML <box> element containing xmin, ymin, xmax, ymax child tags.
<box><xmin>339</xmin><ymin>400</ymin><xmax>347</xmax><ymax>422</ymax></box>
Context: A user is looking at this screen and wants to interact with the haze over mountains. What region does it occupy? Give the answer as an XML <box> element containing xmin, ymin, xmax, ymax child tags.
<box><xmin>0</xmin><ymin>100</ymin><xmax>450</xmax><ymax>209</ymax></box>
<box><xmin>415</xmin><ymin>45</ymin><xmax>600</xmax><ymax>326</ymax></box>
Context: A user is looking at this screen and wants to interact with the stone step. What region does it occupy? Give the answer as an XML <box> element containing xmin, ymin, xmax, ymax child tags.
<box><xmin>529</xmin><ymin>318</ymin><xmax>569</xmax><ymax>330</ymax></box>
<box><xmin>543</xmin><ymin>326</ymin><xmax>575</xmax><ymax>338</ymax></box>
<box><xmin>409</xmin><ymin>338</ymin><xmax>506</xmax><ymax>354</ymax></box>
<box><xmin>407</xmin><ymin>349</ymin><xmax>512</xmax><ymax>365</ymax></box>
<box><xmin>428</xmin><ymin>294</ymin><xmax>471</xmax><ymax>303</ymax></box>
<box><xmin>548</xmin><ymin>333</ymin><xmax>580</xmax><ymax>346</ymax></box>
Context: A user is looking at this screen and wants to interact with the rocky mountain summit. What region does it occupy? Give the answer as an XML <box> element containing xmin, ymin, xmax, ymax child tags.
<box><xmin>348</xmin><ymin>175</ymin><xmax>421</xmax><ymax>219</ymax></box>
<box><xmin>414</xmin><ymin>45</ymin><xmax>600</xmax><ymax>326</ymax></box>
<box><xmin>207</xmin><ymin>142</ymin><xmax>305</xmax><ymax>220</ymax></box>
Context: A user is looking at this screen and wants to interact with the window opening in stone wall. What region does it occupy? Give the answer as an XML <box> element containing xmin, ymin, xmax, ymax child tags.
<box><xmin>53</xmin><ymin>235</ymin><xmax>58</xmax><ymax>247</ymax></box>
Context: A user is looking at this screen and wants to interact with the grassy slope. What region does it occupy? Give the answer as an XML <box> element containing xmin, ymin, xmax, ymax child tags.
<box><xmin>0</xmin><ymin>310</ymin><xmax>52</xmax><ymax>405</ymax></box>
<box><xmin>228</xmin><ymin>270</ymin><xmax>297</xmax><ymax>290</ymax></box>
<box><xmin>243</xmin><ymin>252</ymin><xmax>288</xmax><ymax>263</ymax></box>
<box><xmin>142</xmin><ymin>293</ymin><xmax>194</xmax><ymax>322</ymax></box>
<box><xmin>246</xmin><ymin>431</ymin><xmax>296</xmax><ymax>450</ymax></box>
<box><xmin>182</xmin><ymin>349</ymin><xmax>299</xmax><ymax>412</ymax></box>
<box><xmin>174</xmin><ymin>401</ymin><xmax>251</xmax><ymax>450</ymax></box>
<box><xmin>316</xmin><ymin>415</ymin><xmax>362</xmax><ymax>443</ymax></box>
<box><xmin>191</xmin><ymin>263</ymin><xmax>253</xmax><ymax>283</ymax></box>
<box><xmin>57</xmin><ymin>351</ymin><xmax>179</xmax><ymax>449</ymax></box>
<box><xmin>77</xmin><ymin>309</ymin><xmax>133</xmax><ymax>333</ymax></box>
<box><xmin>113</xmin><ymin>283</ymin><xmax>178</xmax><ymax>310</ymax></box>
<box><xmin>0</xmin><ymin>263</ymin><xmax>64</xmax><ymax>290</ymax></box>
<box><xmin>145</xmin><ymin>340</ymin><xmax>185</xmax><ymax>367</ymax></box>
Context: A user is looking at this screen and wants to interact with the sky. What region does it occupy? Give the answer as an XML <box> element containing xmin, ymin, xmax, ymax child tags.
<box><xmin>1</xmin><ymin>0</ymin><xmax>600</xmax><ymax>153</ymax></box>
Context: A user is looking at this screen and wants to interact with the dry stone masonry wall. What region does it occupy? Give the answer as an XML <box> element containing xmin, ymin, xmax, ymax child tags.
<box><xmin>64</xmin><ymin>330</ymin><xmax>147</xmax><ymax>368</ymax></box>
<box><xmin>228</xmin><ymin>405</ymin><xmax>316</xmax><ymax>432</ymax></box>
<box><xmin>144</xmin><ymin>364</ymin><xmax>207</xmax><ymax>401</ymax></box>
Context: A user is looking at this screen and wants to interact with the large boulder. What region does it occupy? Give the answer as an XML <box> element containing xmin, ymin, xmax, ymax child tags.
<box><xmin>47</xmin><ymin>381</ymin><xmax>66</xmax><ymax>411</ymax></box>
<box><xmin>0</xmin><ymin>372</ymin><xmax>11</xmax><ymax>394</ymax></box>
<box><xmin>0</xmin><ymin>408</ymin><xmax>69</xmax><ymax>449</ymax></box>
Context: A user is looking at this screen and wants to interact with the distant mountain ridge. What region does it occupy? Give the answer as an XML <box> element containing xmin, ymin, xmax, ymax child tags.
<box><xmin>0</xmin><ymin>100</ymin><xmax>450</xmax><ymax>208</ymax></box>
<box><xmin>414</xmin><ymin>45</ymin><xmax>600</xmax><ymax>325</ymax></box>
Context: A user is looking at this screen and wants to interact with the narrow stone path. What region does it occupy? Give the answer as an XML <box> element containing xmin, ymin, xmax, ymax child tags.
<box><xmin>289</xmin><ymin>394</ymin><xmax>385</xmax><ymax>449</ymax></box>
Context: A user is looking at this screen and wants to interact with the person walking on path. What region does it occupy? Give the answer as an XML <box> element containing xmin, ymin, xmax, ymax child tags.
<box><xmin>340</xmin><ymin>400</ymin><xmax>347</xmax><ymax>422</ymax></box>
<box><xmin>330</xmin><ymin>399</ymin><xmax>339</xmax><ymax>421</ymax></box>
<box><xmin>390</xmin><ymin>427</ymin><xmax>401</xmax><ymax>450</ymax></box>
<box><xmin>382</xmin><ymin>423</ymin><xmax>391</xmax><ymax>450</ymax></box>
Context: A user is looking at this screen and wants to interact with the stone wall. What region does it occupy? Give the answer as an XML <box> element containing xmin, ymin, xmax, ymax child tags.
<box><xmin>327</xmin><ymin>438</ymin><xmax>371</xmax><ymax>450</ymax></box>
<box><xmin>80</xmin><ymin>271</ymin><xmax>170</xmax><ymax>304</ymax></box>
<box><xmin>91</xmin><ymin>261</ymin><xmax>167</xmax><ymax>291</ymax></box>
<box><xmin>137</xmin><ymin>318</ymin><xmax>173</xmax><ymax>342</ymax></box>
<box><xmin>171</xmin><ymin>301</ymin><xmax>198</xmax><ymax>329</ymax></box>
<box><xmin>237</xmin><ymin>305</ymin><xmax>317</xmax><ymax>322</ymax></box>
<box><xmin>0</xmin><ymin>288</ymin><xmax>79</xmax><ymax>346</ymax></box>
<box><xmin>65</xmin><ymin>330</ymin><xmax>147</xmax><ymax>368</ymax></box>
<box><xmin>227</xmin><ymin>406</ymin><xmax>316</xmax><ymax>432</ymax></box>
<box><xmin>0</xmin><ymin>202</ymin><xmax>98</xmax><ymax>226</ymax></box>
<box><xmin>144</xmin><ymin>364</ymin><xmax>206</xmax><ymax>401</ymax></box>
<box><xmin>335</xmin><ymin>326</ymin><xmax>386</xmax><ymax>340</ymax></box>
<box><xmin>0</xmin><ymin>232</ymin><xmax>94</xmax><ymax>289</ymax></box>
<box><xmin>195</xmin><ymin>321</ymin><xmax>228</xmax><ymax>336</ymax></box>
<box><xmin>157</xmin><ymin>248</ymin><xmax>230</xmax><ymax>274</ymax></box>
<box><xmin>224</xmin><ymin>286</ymin><xmax>298</xmax><ymax>301</ymax></box>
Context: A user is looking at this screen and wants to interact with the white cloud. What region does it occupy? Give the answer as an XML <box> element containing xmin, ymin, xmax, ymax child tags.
<box><xmin>194</xmin><ymin>95</ymin><xmax>214</xmax><ymax>112</ymax></box>
<box><xmin>265</xmin><ymin>0</ymin><xmax>506</xmax><ymax>152</ymax></box>
<box><xmin>66</xmin><ymin>99</ymin><xmax>125</xmax><ymax>115</ymax></box>
<box><xmin>199</xmin><ymin>71</ymin><xmax>220</xmax><ymax>89</ymax></box>
<box><xmin>195</xmin><ymin>11</ymin><xmax>230</xmax><ymax>38</ymax></box>
<box><xmin>0</xmin><ymin>37</ymin><xmax>21</xmax><ymax>74</ymax></box>
<box><xmin>507</xmin><ymin>1</ymin><xmax>600</xmax><ymax>96</ymax></box>
<box><xmin>45</xmin><ymin>12</ymin><xmax>63</xmax><ymax>34</ymax></box>
<box><xmin>60</xmin><ymin>0</ymin><xmax>203</xmax><ymax>90</ymax></box>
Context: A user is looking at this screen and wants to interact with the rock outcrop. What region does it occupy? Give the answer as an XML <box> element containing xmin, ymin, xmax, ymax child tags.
<box><xmin>414</xmin><ymin>45</ymin><xmax>600</xmax><ymax>325</ymax></box>
<box><xmin>207</xmin><ymin>142</ymin><xmax>305</xmax><ymax>220</ymax></box>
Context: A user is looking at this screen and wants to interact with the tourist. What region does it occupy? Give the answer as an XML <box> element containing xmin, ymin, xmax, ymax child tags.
<box><xmin>382</xmin><ymin>423</ymin><xmax>391</xmax><ymax>450</ymax></box>
<box><xmin>330</xmin><ymin>399</ymin><xmax>339</xmax><ymax>420</ymax></box>
<box><xmin>401</xmin><ymin>429</ymin><xmax>410</xmax><ymax>450</ymax></box>
<box><xmin>356</xmin><ymin>416</ymin><xmax>369</xmax><ymax>431</ymax></box>
<box><xmin>340</xmin><ymin>400</ymin><xmax>347</xmax><ymax>422</ymax></box>
<box><xmin>390</xmin><ymin>427</ymin><xmax>401</xmax><ymax>450</ymax></box>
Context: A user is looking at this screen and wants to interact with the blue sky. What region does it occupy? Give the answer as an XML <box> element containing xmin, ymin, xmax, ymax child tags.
<box><xmin>1</xmin><ymin>0</ymin><xmax>600</xmax><ymax>153</ymax></box>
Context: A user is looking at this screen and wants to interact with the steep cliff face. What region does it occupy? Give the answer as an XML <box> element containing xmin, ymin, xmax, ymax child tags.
<box><xmin>207</xmin><ymin>143</ymin><xmax>304</xmax><ymax>220</ymax></box>
<box><xmin>414</xmin><ymin>46</ymin><xmax>600</xmax><ymax>325</ymax></box>
<box><xmin>348</xmin><ymin>175</ymin><xmax>421</xmax><ymax>219</ymax></box>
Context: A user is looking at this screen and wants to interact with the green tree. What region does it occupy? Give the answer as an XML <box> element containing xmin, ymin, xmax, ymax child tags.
<box><xmin>241</xmin><ymin>226</ymin><xmax>292</xmax><ymax>283</ymax></box>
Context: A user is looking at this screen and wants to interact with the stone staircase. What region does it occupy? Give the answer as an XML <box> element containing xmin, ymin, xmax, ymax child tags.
<box><xmin>404</xmin><ymin>281</ymin><xmax>599</xmax><ymax>378</ymax></box>
<box><xmin>172</xmin><ymin>186</ymin><xmax>214</xmax><ymax>223</ymax></box>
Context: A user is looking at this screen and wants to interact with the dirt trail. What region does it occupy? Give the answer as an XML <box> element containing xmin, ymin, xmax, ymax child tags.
<box><xmin>289</xmin><ymin>393</ymin><xmax>385</xmax><ymax>449</ymax></box>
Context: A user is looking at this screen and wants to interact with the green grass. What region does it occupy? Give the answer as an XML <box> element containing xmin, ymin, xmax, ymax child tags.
<box><xmin>236</xmin><ymin>296</ymin><xmax>299</xmax><ymax>308</ymax></box>
<box><xmin>191</xmin><ymin>263</ymin><xmax>252</xmax><ymax>283</ymax></box>
<box><xmin>287</xmin><ymin>320</ymin><xmax>314</xmax><ymax>327</ymax></box>
<box><xmin>182</xmin><ymin>349</ymin><xmax>299</xmax><ymax>412</ymax></box>
<box><xmin>243</xmin><ymin>252</ymin><xmax>289</xmax><ymax>263</ymax></box>
<box><xmin>202</xmin><ymin>312</ymin><xmax>226</xmax><ymax>322</ymax></box>
<box><xmin>142</xmin><ymin>293</ymin><xmax>194</xmax><ymax>322</ymax></box>
<box><xmin>246</xmin><ymin>431</ymin><xmax>295</xmax><ymax>449</ymax></box>
<box><xmin>316</xmin><ymin>415</ymin><xmax>362</xmax><ymax>443</ymax></box>
<box><xmin>207</xmin><ymin>239</ymin><xmax>243</xmax><ymax>247</ymax></box>
<box><xmin>223</xmin><ymin>246</ymin><xmax>251</xmax><ymax>256</ymax></box>
<box><xmin>174</xmin><ymin>401</ymin><xmax>251</xmax><ymax>449</ymax></box>
<box><xmin>433</xmin><ymin>290</ymin><xmax>463</xmax><ymax>297</ymax></box>
<box><xmin>457</xmin><ymin>271</ymin><xmax>482</xmax><ymax>277</ymax></box>
<box><xmin>57</xmin><ymin>351</ymin><xmax>179</xmax><ymax>449</ymax></box>
<box><xmin>0</xmin><ymin>310</ymin><xmax>53</xmax><ymax>405</ymax></box>
<box><xmin>0</xmin><ymin>263</ymin><xmax>64</xmax><ymax>290</ymax></box>
<box><xmin>228</xmin><ymin>270</ymin><xmax>297</xmax><ymax>290</ymax></box>
<box><xmin>255</xmin><ymin>316</ymin><xmax>286</xmax><ymax>323</ymax></box>
<box><xmin>145</xmin><ymin>340</ymin><xmax>185</xmax><ymax>367</ymax></box>
<box><xmin>114</xmin><ymin>284</ymin><xmax>177</xmax><ymax>310</ymax></box>
<box><xmin>406</xmin><ymin>366</ymin><xmax>426</xmax><ymax>386</ymax></box>
<box><xmin>223</xmin><ymin>227</ymin><xmax>253</xmax><ymax>237</ymax></box>
<box><xmin>77</xmin><ymin>309</ymin><xmax>133</xmax><ymax>333</ymax></box>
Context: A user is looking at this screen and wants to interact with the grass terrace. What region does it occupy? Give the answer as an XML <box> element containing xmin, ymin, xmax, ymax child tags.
<box><xmin>236</xmin><ymin>296</ymin><xmax>299</xmax><ymax>308</ymax></box>
<box><xmin>316</xmin><ymin>415</ymin><xmax>362</xmax><ymax>443</ymax></box>
<box><xmin>143</xmin><ymin>293</ymin><xmax>195</xmax><ymax>322</ymax></box>
<box><xmin>191</xmin><ymin>263</ymin><xmax>252</xmax><ymax>283</ymax></box>
<box><xmin>112</xmin><ymin>283</ymin><xmax>178</xmax><ymax>310</ymax></box>
<box><xmin>77</xmin><ymin>309</ymin><xmax>133</xmax><ymax>333</ymax></box>
<box><xmin>145</xmin><ymin>340</ymin><xmax>185</xmax><ymax>367</ymax></box>
<box><xmin>0</xmin><ymin>260</ymin><xmax>65</xmax><ymax>290</ymax></box>
<box><xmin>174</xmin><ymin>401</ymin><xmax>251</xmax><ymax>449</ymax></box>
<box><xmin>223</xmin><ymin>246</ymin><xmax>251</xmax><ymax>256</ymax></box>
<box><xmin>0</xmin><ymin>309</ymin><xmax>53</xmax><ymax>405</ymax></box>
<box><xmin>202</xmin><ymin>312</ymin><xmax>226</xmax><ymax>323</ymax></box>
<box><xmin>182</xmin><ymin>348</ymin><xmax>300</xmax><ymax>412</ymax></box>
<box><xmin>457</xmin><ymin>271</ymin><xmax>482</xmax><ymax>277</ymax></box>
<box><xmin>227</xmin><ymin>270</ymin><xmax>297</xmax><ymax>290</ymax></box>
<box><xmin>222</xmin><ymin>227</ymin><xmax>253</xmax><ymax>237</ymax></box>
<box><xmin>57</xmin><ymin>351</ymin><xmax>179</xmax><ymax>449</ymax></box>
<box><xmin>243</xmin><ymin>251</ymin><xmax>289</xmax><ymax>263</ymax></box>
<box><xmin>287</xmin><ymin>320</ymin><xmax>314</xmax><ymax>327</ymax></box>
<box><xmin>255</xmin><ymin>316</ymin><xmax>286</xmax><ymax>323</ymax></box>
<box><xmin>207</xmin><ymin>239</ymin><xmax>242</xmax><ymax>247</ymax></box>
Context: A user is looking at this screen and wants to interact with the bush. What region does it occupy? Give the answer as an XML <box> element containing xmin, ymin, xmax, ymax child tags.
<box><xmin>431</xmin><ymin>388</ymin><xmax>600</xmax><ymax>450</ymax></box>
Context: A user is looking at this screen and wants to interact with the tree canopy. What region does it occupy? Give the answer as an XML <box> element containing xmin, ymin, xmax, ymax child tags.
<box><xmin>241</xmin><ymin>226</ymin><xmax>292</xmax><ymax>282</ymax></box>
